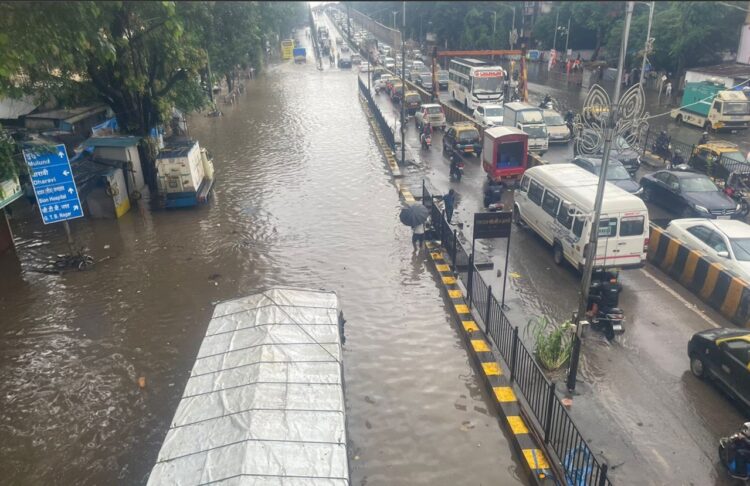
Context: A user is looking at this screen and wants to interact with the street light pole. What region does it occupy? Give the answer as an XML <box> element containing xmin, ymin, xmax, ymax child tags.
<box><xmin>640</xmin><ymin>1</ymin><xmax>655</xmax><ymax>86</ymax></box>
<box><xmin>392</xmin><ymin>11</ymin><xmax>397</xmax><ymax>29</ymax></box>
<box><xmin>493</xmin><ymin>11</ymin><xmax>497</xmax><ymax>36</ymax></box>
<box><xmin>552</xmin><ymin>9</ymin><xmax>560</xmax><ymax>50</ymax></box>
<box><xmin>401</xmin><ymin>1</ymin><xmax>406</xmax><ymax>167</ymax></box>
<box><xmin>566</xmin><ymin>1</ymin><xmax>634</xmax><ymax>393</ymax></box>
<box><xmin>564</xmin><ymin>17</ymin><xmax>571</xmax><ymax>60</ymax></box>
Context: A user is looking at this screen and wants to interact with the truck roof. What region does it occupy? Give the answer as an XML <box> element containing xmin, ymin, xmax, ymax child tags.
<box><xmin>504</xmin><ymin>102</ymin><xmax>540</xmax><ymax>112</ymax></box>
<box><xmin>484</xmin><ymin>126</ymin><xmax>527</xmax><ymax>139</ymax></box>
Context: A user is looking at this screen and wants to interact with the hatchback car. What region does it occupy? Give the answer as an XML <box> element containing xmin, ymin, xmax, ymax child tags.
<box><xmin>688</xmin><ymin>141</ymin><xmax>750</xmax><ymax>181</ymax></box>
<box><xmin>688</xmin><ymin>328</ymin><xmax>750</xmax><ymax>410</ymax></box>
<box><xmin>443</xmin><ymin>122</ymin><xmax>482</xmax><ymax>157</ymax></box>
<box><xmin>415</xmin><ymin>104</ymin><xmax>446</xmax><ymax>130</ymax></box>
<box><xmin>416</xmin><ymin>73</ymin><xmax>433</xmax><ymax>91</ymax></box>
<box><xmin>665</xmin><ymin>219</ymin><xmax>750</xmax><ymax>280</ymax></box>
<box><xmin>543</xmin><ymin>109</ymin><xmax>571</xmax><ymax>143</ymax></box>
<box><xmin>437</xmin><ymin>70</ymin><xmax>449</xmax><ymax>90</ymax></box>
<box><xmin>384</xmin><ymin>57</ymin><xmax>395</xmax><ymax>70</ymax></box>
<box><xmin>640</xmin><ymin>169</ymin><xmax>740</xmax><ymax>218</ymax></box>
<box><xmin>572</xmin><ymin>157</ymin><xmax>641</xmax><ymax>194</ymax></box>
<box><xmin>473</xmin><ymin>104</ymin><xmax>504</xmax><ymax>127</ymax></box>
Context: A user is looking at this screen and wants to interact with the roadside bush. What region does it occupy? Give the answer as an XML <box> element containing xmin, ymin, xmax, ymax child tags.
<box><xmin>526</xmin><ymin>317</ymin><xmax>574</xmax><ymax>371</ymax></box>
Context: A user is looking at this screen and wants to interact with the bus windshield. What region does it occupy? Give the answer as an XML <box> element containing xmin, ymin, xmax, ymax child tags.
<box><xmin>724</xmin><ymin>102</ymin><xmax>750</xmax><ymax>115</ymax></box>
<box><xmin>473</xmin><ymin>76</ymin><xmax>502</xmax><ymax>93</ymax></box>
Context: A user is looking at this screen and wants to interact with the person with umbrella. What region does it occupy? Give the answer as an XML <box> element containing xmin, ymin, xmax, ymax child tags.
<box><xmin>399</xmin><ymin>204</ymin><xmax>430</xmax><ymax>252</ymax></box>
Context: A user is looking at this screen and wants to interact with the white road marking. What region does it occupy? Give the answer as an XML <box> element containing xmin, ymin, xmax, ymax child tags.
<box><xmin>639</xmin><ymin>267</ymin><xmax>721</xmax><ymax>329</ymax></box>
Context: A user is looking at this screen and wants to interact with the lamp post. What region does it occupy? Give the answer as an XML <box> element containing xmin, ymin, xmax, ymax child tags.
<box><xmin>392</xmin><ymin>11</ymin><xmax>397</xmax><ymax>29</ymax></box>
<box><xmin>639</xmin><ymin>1</ymin><xmax>655</xmax><ymax>86</ymax></box>
<box><xmin>552</xmin><ymin>9</ymin><xmax>560</xmax><ymax>50</ymax></box>
<box><xmin>566</xmin><ymin>1</ymin><xmax>636</xmax><ymax>393</ymax></box>
<box><xmin>401</xmin><ymin>1</ymin><xmax>406</xmax><ymax>167</ymax></box>
<box><xmin>564</xmin><ymin>17</ymin><xmax>571</xmax><ymax>60</ymax></box>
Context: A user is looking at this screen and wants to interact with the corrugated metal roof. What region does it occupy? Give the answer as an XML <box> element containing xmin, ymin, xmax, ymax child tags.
<box><xmin>147</xmin><ymin>287</ymin><xmax>349</xmax><ymax>486</ymax></box>
<box><xmin>83</xmin><ymin>136</ymin><xmax>140</xmax><ymax>148</ymax></box>
<box><xmin>25</xmin><ymin>104</ymin><xmax>107</xmax><ymax>122</ymax></box>
<box><xmin>0</xmin><ymin>96</ymin><xmax>38</xmax><ymax>120</ymax></box>
<box><xmin>687</xmin><ymin>63</ymin><xmax>750</xmax><ymax>80</ymax></box>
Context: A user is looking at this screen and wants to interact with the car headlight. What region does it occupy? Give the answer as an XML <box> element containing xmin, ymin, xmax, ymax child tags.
<box><xmin>694</xmin><ymin>205</ymin><xmax>709</xmax><ymax>213</ymax></box>
<box><xmin>635</xmin><ymin>187</ymin><xmax>644</xmax><ymax>195</ymax></box>
<box><xmin>737</xmin><ymin>203</ymin><xmax>742</xmax><ymax>211</ymax></box>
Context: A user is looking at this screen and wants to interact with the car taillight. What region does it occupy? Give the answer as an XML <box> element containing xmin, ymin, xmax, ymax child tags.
<box><xmin>643</xmin><ymin>237</ymin><xmax>649</xmax><ymax>253</ymax></box>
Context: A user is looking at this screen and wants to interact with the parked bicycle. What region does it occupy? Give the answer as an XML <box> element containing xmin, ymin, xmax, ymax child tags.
<box><xmin>44</xmin><ymin>247</ymin><xmax>95</xmax><ymax>271</ymax></box>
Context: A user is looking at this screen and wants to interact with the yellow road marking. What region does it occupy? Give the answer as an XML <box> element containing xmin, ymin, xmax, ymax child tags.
<box><xmin>494</xmin><ymin>386</ymin><xmax>517</xmax><ymax>402</ymax></box>
<box><xmin>507</xmin><ymin>416</ymin><xmax>528</xmax><ymax>435</ymax></box>
<box><xmin>471</xmin><ymin>339</ymin><xmax>490</xmax><ymax>352</ymax></box>
<box><xmin>522</xmin><ymin>449</ymin><xmax>550</xmax><ymax>470</ymax></box>
<box><xmin>448</xmin><ymin>289</ymin><xmax>462</xmax><ymax>298</ymax></box>
<box><xmin>436</xmin><ymin>264</ymin><xmax>450</xmax><ymax>272</ymax></box>
<box><xmin>454</xmin><ymin>304</ymin><xmax>470</xmax><ymax>314</ymax></box>
<box><xmin>482</xmin><ymin>362</ymin><xmax>501</xmax><ymax>376</ymax></box>
<box><xmin>442</xmin><ymin>276</ymin><xmax>456</xmax><ymax>285</ymax></box>
<box><xmin>462</xmin><ymin>320</ymin><xmax>479</xmax><ymax>332</ymax></box>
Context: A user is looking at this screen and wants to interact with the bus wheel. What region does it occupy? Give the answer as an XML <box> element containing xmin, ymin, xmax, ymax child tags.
<box><xmin>675</xmin><ymin>114</ymin><xmax>683</xmax><ymax>124</ymax></box>
<box><xmin>553</xmin><ymin>242</ymin><xmax>564</xmax><ymax>265</ymax></box>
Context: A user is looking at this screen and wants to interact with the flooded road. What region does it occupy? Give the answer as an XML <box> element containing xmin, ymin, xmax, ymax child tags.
<box><xmin>0</xmin><ymin>28</ymin><xmax>527</xmax><ymax>486</ymax></box>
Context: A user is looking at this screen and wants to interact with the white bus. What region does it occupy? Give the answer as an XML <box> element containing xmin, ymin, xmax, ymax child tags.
<box><xmin>448</xmin><ymin>58</ymin><xmax>505</xmax><ymax>111</ymax></box>
<box><xmin>514</xmin><ymin>164</ymin><xmax>650</xmax><ymax>271</ymax></box>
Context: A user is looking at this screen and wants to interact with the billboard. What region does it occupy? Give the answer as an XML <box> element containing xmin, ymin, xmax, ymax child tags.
<box><xmin>738</xmin><ymin>24</ymin><xmax>750</xmax><ymax>65</ymax></box>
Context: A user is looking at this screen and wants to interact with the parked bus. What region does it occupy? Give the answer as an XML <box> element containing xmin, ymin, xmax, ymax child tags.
<box><xmin>448</xmin><ymin>58</ymin><xmax>505</xmax><ymax>111</ymax></box>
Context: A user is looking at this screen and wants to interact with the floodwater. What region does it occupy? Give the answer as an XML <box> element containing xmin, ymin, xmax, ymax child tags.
<box><xmin>0</xmin><ymin>29</ymin><xmax>527</xmax><ymax>486</ymax></box>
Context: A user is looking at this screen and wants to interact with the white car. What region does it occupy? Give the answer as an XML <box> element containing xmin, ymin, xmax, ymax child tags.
<box><xmin>665</xmin><ymin>218</ymin><xmax>750</xmax><ymax>281</ymax></box>
<box><xmin>359</xmin><ymin>61</ymin><xmax>370</xmax><ymax>72</ymax></box>
<box><xmin>384</xmin><ymin>57</ymin><xmax>396</xmax><ymax>70</ymax></box>
<box><xmin>473</xmin><ymin>104</ymin><xmax>504</xmax><ymax>127</ymax></box>
<box><xmin>375</xmin><ymin>74</ymin><xmax>394</xmax><ymax>92</ymax></box>
<box><xmin>543</xmin><ymin>109</ymin><xmax>571</xmax><ymax>143</ymax></box>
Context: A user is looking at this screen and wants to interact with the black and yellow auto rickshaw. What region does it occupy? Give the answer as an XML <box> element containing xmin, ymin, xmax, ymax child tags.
<box><xmin>404</xmin><ymin>91</ymin><xmax>422</xmax><ymax>116</ymax></box>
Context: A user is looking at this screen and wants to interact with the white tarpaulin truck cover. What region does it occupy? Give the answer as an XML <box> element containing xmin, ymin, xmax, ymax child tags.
<box><xmin>148</xmin><ymin>287</ymin><xmax>349</xmax><ymax>486</ymax></box>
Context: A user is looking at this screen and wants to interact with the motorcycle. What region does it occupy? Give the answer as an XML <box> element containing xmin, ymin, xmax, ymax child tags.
<box><xmin>652</xmin><ymin>136</ymin><xmax>672</xmax><ymax>161</ymax></box>
<box><xmin>539</xmin><ymin>95</ymin><xmax>554</xmax><ymax>110</ymax></box>
<box><xmin>724</xmin><ymin>186</ymin><xmax>750</xmax><ymax>217</ymax></box>
<box><xmin>590</xmin><ymin>306</ymin><xmax>625</xmax><ymax>341</ymax></box>
<box><xmin>421</xmin><ymin>132</ymin><xmax>432</xmax><ymax>149</ymax></box>
<box><xmin>719</xmin><ymin>433</ymin><xmax>750</xmax><ymax>480</ymax></box>
<box><xmin>588</xmin><ymin>271</ymin><xmax>625</xmax><ymax>340</ymax></box>
<box><xmin>450</xmin><ymin>160</ymin><xmax>464</xmax><ymax>182</ymax></box>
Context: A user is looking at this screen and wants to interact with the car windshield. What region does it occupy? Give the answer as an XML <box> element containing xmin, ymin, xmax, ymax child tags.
<box><xmin>458</xmin><ymin>129</ymin><xmax>479</xmax><ymax>142</ymax></box>
<box><xmin>724</xmin><ymin>102</ymin><xmax>750</xmax><ymax>115</ymax></box>
<box><xmin>519</xmin><ymin>110</ymin><xmax>544</xmax><ymax>123</ymax></box>
<box><xmin>724</xmin><ymin>151</ymin><xmax>750</xmax><ymax>164</ymax></box>
<box><xmin>473</xmin><ymin>76</ymin><xmax>502</xmax><ymax>93</ymax></box>
<box><xmin>544</xmin><ymin>113</ymin><xmax>565</xmax><ymax>125</ymax></box>
<box><xmin>406</xmin><ymin>94</ymin><xmax>420</xmax><ymax>103</ymax></box>
<box><xmin>485</xmin><ymin>107</ymin><xmax>503</xmax><ymax>117</ymax></box>
<box><xmin>420</xmin><ymin>75</ymin><xmax>431</xmax><ymax>83</ymax></box>
<box><xmin>524</xmin><ymin>125</ymin><xmax>547</xmax><ymax>139</ymax></box>
<box><xmin>596</xmin><ymin>164</ymin><xmax>631</xmax><ymax>180</ymax></box>
<box><xmin>426</xmin><ymin>106</ymin><xmax>442</xmax><ymax>114</ymax></box>
<box><xmin>731</xmin><ymin>238</ymin><xmax>750</xmax><ymax>261</ymax></box>
<box><xmin>615</xmin><ymin>136</ymin><xmax>633</xmax><ymax>150</ymax></box>
<box><xmin>681</xmin><ymin>176</ymin><xmax>718</xmax><ymax>192</ymax></box>
<box><xmin>438</xmin><ymin>72</ymin><xmax>449</xmax><ymax>81</ymax></box>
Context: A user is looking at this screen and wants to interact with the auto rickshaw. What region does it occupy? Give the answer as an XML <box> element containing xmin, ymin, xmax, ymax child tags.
<box><xmin>404</xmin><ymin>91</ymin><xmax>422</xmax><ymax>116</ymax></box>
<box><xmin>482</xmin><ymin>126</ymin><xmax>529</xmax><ymax>185</ymax></box>
<box><xmin>372</xmin><ymin>67</ymin><xmax>386</xmax><ymax>81</ymax></box>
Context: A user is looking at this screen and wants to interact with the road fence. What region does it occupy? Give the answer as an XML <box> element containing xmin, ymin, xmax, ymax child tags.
<box><xmin>423</xmin><ymin>182</ymin><xmax>612</xmax><ymax>486</ymax></box>
<box><xmin>358</xmin><ymin>77</ymin><xmax>395</xmax><ymax>151</ymax></box>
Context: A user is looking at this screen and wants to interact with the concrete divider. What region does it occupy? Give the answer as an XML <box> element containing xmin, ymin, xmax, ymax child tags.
<box><xmin>648</xmin><ymin>224</ymin><xmax>750</xmax><ymax>326</ymax></box>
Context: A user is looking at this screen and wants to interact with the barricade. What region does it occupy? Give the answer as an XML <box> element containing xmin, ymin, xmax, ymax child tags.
<box><xmin>648</xmin><ymin>224</ymin><xmax>750</xmax><ymax>326</ymax></box>
<box><xmin>358</xmin><ymin>77</ymin><xmax>395</xmax><ymax>150</ymax></box>
<box><xmin>423</xmin><ymin>184</ymin><xmax>613</xmax><ymax>485</ymax></box>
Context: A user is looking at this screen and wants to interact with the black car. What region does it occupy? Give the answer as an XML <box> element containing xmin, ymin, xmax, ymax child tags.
<box><xmin>571</xmin><ymin>157</ymin><xmax>641</xmax><ymax>194</ymax></box>
<box><xmin>417</xmin><ymin>73</ymin><xmax>433</xmax><ymax>91</ymax></box>
<box><xmin>437</xmin><ymin>70</ymin><xmax>449</xmax><ymax>90</ymax></box>
<box><xmin>688</xmin><ymin>328</ymin><xmax>750</xmax><ymax>410</ymax></box>
<box><xmin>640</xmin><ymin>169</ymin><xmax>739</xmax><ymax>218</ymax></box>
<box><xmin>574</xmin><ymin>130</ymin><xmax>641</xmax><ymax>175</ymax></box>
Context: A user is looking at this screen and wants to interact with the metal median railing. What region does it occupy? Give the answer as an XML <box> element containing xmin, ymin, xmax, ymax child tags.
<box><xmin>422</xmin><ymin>182</ymin><xmax>612</xmax><ymax>486</ymax></box>
<box><xmin>358</xmin><ymin>77</ymin><xmax>395</xmax><ymax>150</ymax></box>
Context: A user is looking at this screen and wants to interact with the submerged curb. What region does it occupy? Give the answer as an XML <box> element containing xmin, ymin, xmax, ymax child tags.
<box><xmin>425</xmin><ymin>240</ymin><xmax>557</xmax><ymax>486</ymax></box>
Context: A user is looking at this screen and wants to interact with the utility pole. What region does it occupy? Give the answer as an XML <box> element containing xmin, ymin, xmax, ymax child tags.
<box><xmin>639</xmin><ymin>1</ymin><xmax>655</xmax><ymax>86</ymax></box>
<box><xmin>567</xmin><ymin>1</ymin><xmax>634</xmax><ymax>393</ymax></box>
<box><xmin>401</xmin><ymin>0</ymin><xmax>406</xmax><ymax>166</ymax></box>
<box><xmin>493</xmin><ymin>11</ymin><xmax>497</xmax><ymax>36</ymax></box>
<box><xmin>552</xmin><ymin>9</ymin><xmax>560</xmax><ymax>50</ymax></box>
<box><xmin>509</xmin><ymin>6</ymin><xmax>517</xmax><ymax>50</ymax></box>
<box><xmin>392</xmin><ymin>11</ymin><xmax>397</xmax><ymax>29</ymax></box>
<box><xmin>347</xmin><ymin>3</ymin><xmax>351</xmax><ymax>41</ymax></box>
<box><xmin>564</xmin><ymin>17</ymin><xmax>571</xmax><ymax>60</ymax></box>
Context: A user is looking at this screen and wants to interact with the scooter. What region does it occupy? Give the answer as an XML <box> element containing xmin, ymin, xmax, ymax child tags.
<box><xmin>539</xmin><ymin>95</ymin><xmax>554</xmax><ymax>110</ymax></box>
<box><xmin>450</xmin><ymin>160</ymin><xmax>464</xmax><ymax>182</ymax></box>
<box><xmin>652</xmin><ymin>139</ymin><xmax>672</xmax><ymax>161</ymax></box>
<box><xmin>421</xmin><ymin>132</ymin><xmax>432</xmax><ymax>149</ymax></box>
<box><xmin>724</xmin><ymin>186</ymin><xmax>750</xmax><ymax>217</ymax></box>
<box><xmin>590</xmin><ymin>307</ymin><xmax>625</xmax><ymax>341</ymax></box>
<box><xmin>719</xmin><ymin>434</ymin><xmax>750</xmax><ymax>480</ymax></box>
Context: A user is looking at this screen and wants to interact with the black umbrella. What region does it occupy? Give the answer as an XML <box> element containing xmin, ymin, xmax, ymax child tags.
<box><xmin>399</xmin><ymin>204</ymin><xmax>429</xmax><ymax>227</ymax></box>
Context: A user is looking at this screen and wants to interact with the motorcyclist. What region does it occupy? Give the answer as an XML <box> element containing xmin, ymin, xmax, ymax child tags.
<box><xmin>540</xmin><ymin>94</ymin><xmax>552</xmax><ymax>109</ymax></box>
<box><xmin>654</xmin><ymin>130</ymin><xmax>671</xmax><ymax>160</ymax></box>
<box><xmin>699</xmin><ymin>131</ymin><xmax>710</xmax><ymax>145</ymax></box>
<box><xmin>564</xmin><ymin>110</ymin><xmax>575</xmax><ymax>134</ymax></box>
<box><xmin>421</xmin><ymin>121</ymin><xmax>432</xmax><ymax>147</ymax></box>
<box><xmin>727</xmin><ymin>422</ymin><xmax>750</xmax><ymax>479</ymax></box>
<box><xmin>586</xmin><ymin>270</ymin><xmax>622</xmax><ymax>318</ymax></box>
<box><xmin>670</xmin><ymin>149</ymin><xmax>685</xmax><ymax>169</ymax></box>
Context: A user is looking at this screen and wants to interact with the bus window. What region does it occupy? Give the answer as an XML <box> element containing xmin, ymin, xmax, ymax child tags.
<box><xmin>520</xmin><ymin>175</ymin><xmax>530</xmax><ymax>192</ymax></box>
<box><xmin>541</xmin><ymin>191</ymin><xmax>560</xmax><ymax>217</ymax></box>
<box><xmin>713</xmin><ymin>100</ymin><xmax>722</xmax><ymax>113</ymax></box>
<box><xmin>557</xmin><ymin>202</ymin><xmax>573</xmax><ymax>229</ymax></box>
<box><xmin>620</xmin><ymin>216</ymin><xmax>645</xmax><ymax>236</ymax></box>
<box><xmin>573</xmin><ymin>217</ymin><xmax>585</xmax><ymax>238</ymax></box>
<box><xmin>598</xmin><ymin>218</ymin><xmax>618</xmax><ymax>237</ymax></box>
<box><xmin>528</xmin><ymin>180</ymin><xmax>544</xmax><ymax>205</ymax></box>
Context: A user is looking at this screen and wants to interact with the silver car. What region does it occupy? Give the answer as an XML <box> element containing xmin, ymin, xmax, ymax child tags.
<box><xmin>543</xmin><ymin>109</ymin><xmax>571</xmax><ymax>143</ymax></box>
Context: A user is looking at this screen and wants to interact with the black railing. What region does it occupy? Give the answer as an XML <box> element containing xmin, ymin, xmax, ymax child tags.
<box><xmin>358</xmin><ymin>77</ymin><xmax>395</xmax><ymax>150</ymax></box>
<box><xmin>422</xmin><ymin>183</ymin><xmax>612</xmax><ymax>486</ymax></box>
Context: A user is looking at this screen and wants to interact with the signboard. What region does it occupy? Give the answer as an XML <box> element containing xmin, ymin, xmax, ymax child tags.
<box><xmin>0</xmin><ymin>175</ymin><xmax>22</xmax><ymax>210</ymax></box>
<box><xmin>739</xmin><ymin>24</ymin><xmax>750</xmax><ymax>65</ymax></box>
<box><xmin>475</xmin><ymin>70</ymin><xmax>504</xmax><ymax>78</ymax></box>
<box><xmin>281</xmin><ymin>39</ymin><xmax>294</xmax><ymax>60</ymax></box>
<box><xmin>426</xmin><ymin>32</ymin><xmax>436</xmax><ymax>43</ymax></box>
<box><xmin>473</xmin><ymin>211</ymin><xmax>512</xmax><ymax>239</ymax></box>
<box><xmin>23</xmin><ymin>144</ymin><xmax>83</xmax><ymax>224</ymax></box>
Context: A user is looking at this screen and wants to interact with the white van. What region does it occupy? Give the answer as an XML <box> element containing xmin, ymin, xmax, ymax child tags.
<box><xmin>514</xmin><ymin>164</ymin><xmax>650</xmax><ymax>271</ymax></box>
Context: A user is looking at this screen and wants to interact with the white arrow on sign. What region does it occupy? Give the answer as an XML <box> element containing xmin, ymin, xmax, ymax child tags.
<box><xmin>63</xmin><ymin>170</ymin><xmax>70</xmax><ymax>176</ymax></box>
<box><xmin>68</xmin><ymin>188</ymin><xmax>74</xmax><ymax>194</ymax></box>
<box><xmin>58</xmin><ymin>151</ymin><xmax>65</xmax><ymax>158</ymax></box>
<box><xmin>73</xmin><ymin>205</ymin><xmax>79</xmax><ymax>211</ymax></box>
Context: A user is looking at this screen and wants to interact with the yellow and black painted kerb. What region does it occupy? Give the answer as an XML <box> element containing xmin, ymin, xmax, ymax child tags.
<box><xmin>648</xmin><ymin>225</ymin><xmax>750</xmax><ymax>326</ymax></box>
<box><xmin>358</xmin><ymin>95</ymin><xmax>402</xmax><ymax>178</ymax></box>
<box><xmin>425</xmin><ymin>240</ymin><xmax>557</xmax><ymax>486</ymax></box>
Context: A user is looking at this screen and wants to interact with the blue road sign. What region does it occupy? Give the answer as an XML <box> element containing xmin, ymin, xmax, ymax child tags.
<box><xmin>23</xmin><ymin>144</ymin><xmax>84</xmax><ymax>225</ymax></box>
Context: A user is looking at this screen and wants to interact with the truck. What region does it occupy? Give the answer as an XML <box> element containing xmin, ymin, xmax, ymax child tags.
<box><xmin>293</xmin><ymin>47</ymin><xmax>306</xmax><ymax>64</ymax></box>
<box><xmin>502</xmin><ymin>102</ymin><xmax>549</xmax><ymax>155</ymax></box>
<box><xmin>155</xmin><ymin>140</ymin><xmax>215</xmax><ymax>209</ymax></box>
<box><xmin>670</xmin><ymin>81</ymin><xmax>750</xmax><ymax>132</ymax></box>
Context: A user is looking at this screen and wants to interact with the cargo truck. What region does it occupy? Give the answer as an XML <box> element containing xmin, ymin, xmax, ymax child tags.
<box><xmin>156</xmin><ymin>140</ymin><xmax>215</xmax><ymax>209</ymax></box>
<box><xmin>670</xmin><ymin>81</ymin><xmax>750</xmax><ymax>132</ymax></box>
<box><xmin>502</xmin><ymin>102</ymin><xmax>549</xmax><ymax>155</ymax></box>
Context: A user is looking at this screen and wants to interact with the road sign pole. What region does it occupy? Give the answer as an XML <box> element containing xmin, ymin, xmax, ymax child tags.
<box><xmin>63</xmin><ymin>221</ymin><xmax>74</xmax><ymax>248</ymax></box>
<box><xmin>501</xmin><ymin>229</ymin><xmax>511</xmax><ymax>310</ymax></box>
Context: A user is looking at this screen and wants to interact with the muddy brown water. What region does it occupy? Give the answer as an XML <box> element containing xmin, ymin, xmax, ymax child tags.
<box><xmin>0</xmin><ymin>40</ymin><xmax>527</xmax><ymax>485</ymax></box>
